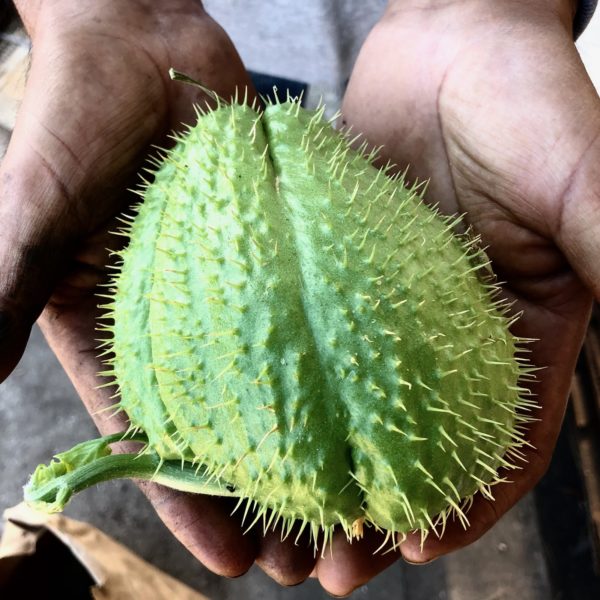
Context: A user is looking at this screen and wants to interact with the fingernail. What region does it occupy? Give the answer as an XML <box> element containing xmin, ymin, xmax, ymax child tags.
<box><xmin>402</xmin><ymin>555</ymin><xmax>438</xmax><ymax>566</ymax></box>
<box><xmin>224</xmin><ymin>567</ymin><xmax>251</xmax><ymax>579</ymax></box>
<box><xmin>284</xmin><ymin>580</ymin><xmax>306</xmax><ymax>588</ymax></box>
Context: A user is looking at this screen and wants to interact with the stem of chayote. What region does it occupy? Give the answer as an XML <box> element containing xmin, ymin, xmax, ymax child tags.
<box><xmin>24</xmin><ymin>432</ymin><xmax>238</xmax><ymax>513</ymax></box>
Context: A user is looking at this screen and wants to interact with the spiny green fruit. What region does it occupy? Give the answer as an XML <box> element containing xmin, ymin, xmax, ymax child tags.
<box><xmin>25</xmin><ymin>82</ymin><xmax>535</xmax><ymax>550</ymax></box>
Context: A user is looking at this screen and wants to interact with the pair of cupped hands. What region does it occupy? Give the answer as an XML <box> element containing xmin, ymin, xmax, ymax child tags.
<box><xmin>1</xmin><ymin>0</ymin><xmax>599</xmax><ymax>596</ymax></box>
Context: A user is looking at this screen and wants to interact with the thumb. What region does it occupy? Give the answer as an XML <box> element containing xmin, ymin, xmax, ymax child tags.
<box><xmin>0</xmin><ymin>19</ymin><xmax>168</xmax><ymax>382</ymax></box>
<box><xmin>0</xmin><ymin>33</ymin><xmax>100</xmax><ymax>382</ymax></box>
<box><xmin>557</xmin><ymin>125</ymin><xmax>600</xmax><ymax>301</ymax></box>
<box><xmin>0</xmin><ymin>131</ymin><xmax>79</xmax><ymax>381</ymax></box>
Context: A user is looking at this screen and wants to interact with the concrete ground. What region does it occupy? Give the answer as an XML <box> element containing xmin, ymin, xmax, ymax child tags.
<box><xmin>2</xmin><ymin>8</ymin><xmax>600</xmax><ymax>600</ymax></box>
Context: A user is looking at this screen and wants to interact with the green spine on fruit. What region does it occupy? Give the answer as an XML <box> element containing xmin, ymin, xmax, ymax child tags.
<box><xmin>25</xmin><ymin>84</ymin><xmax>536</xmax><ymax>549</ymax></box>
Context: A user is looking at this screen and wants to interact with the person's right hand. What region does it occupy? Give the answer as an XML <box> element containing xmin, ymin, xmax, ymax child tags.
<box><xmin>0</xmin><ymin>0</ymin><xmax>321</xmax><ymax>586</ymax></box>
<box><xmin>1</xmin><ymin>0</ymin><xmax>254</xmax><ymax>381</ymax></box>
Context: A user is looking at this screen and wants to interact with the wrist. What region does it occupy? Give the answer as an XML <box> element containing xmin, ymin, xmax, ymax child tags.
<box><xmin>387</xmin><ymin>0</ymin><xmax>576</xmax><ymax>9</ymax></box>
<box><xmin>386</xmin><ymin>0</ymin><xmax>581</xmax><ymax>32</ymax></box>
<box><xmin>13</xmin><ymin>1</ymin><xmax>208</xmax><ymax>39</ymax></box>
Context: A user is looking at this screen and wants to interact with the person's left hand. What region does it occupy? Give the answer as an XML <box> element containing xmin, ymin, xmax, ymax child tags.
<box><xmin>306</xmin><ymin>0</ymin><xmax>600</xmax><ymax>595</ymax></box>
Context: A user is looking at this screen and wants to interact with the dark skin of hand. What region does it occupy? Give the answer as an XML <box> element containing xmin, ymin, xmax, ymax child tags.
<box><xmin>1</xmin><ymin>0</ymin><xmax>599</xmax><ymax>597</ymax></box>
<box><xmin>2</xmin><ymin>0</ymin><xmax>266</xmax><ymax>582</ymax></box>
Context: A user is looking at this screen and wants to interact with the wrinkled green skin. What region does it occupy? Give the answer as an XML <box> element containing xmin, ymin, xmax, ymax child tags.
<box><xmin>27</xmin><ymin>101</ymin><xmax>526</xmax><ymax>540</ymax></box>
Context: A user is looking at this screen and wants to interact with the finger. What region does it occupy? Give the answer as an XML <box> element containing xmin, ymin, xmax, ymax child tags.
<box><xmin>38</xmin><ymin>293</ymin><xmax>258</xmax><ymax>577</ymax></box>
<box><xmin>255</xmin><ymin>519</ymin><xmax>317</xmax><ymax>586</ymax></box>
<box><xmin>315</xmin><ymin>528</ymin><xmax>400</xmax><ymax>597</ymax></box>
<box><xmin>139</xmin><ymin>483</ymin><xmax>257</xmax><ymax>578</ymax></box>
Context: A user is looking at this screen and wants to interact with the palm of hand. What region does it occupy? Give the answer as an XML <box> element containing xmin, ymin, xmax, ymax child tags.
<box><xmin>342</xmin><ymin>1</ymin><xmax>594</xmax><ymax>561</ymax></box>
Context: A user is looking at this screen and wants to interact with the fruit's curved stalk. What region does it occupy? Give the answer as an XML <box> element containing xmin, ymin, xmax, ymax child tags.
<box><xmin>24</xmin><ymin>433</ymin><xmax>238</xmax><ymax>513</ymax></box>
<box><xmin>168</xmin><ymin>68</ymin><xmax>223</xmax><ymax>103</ymax></box>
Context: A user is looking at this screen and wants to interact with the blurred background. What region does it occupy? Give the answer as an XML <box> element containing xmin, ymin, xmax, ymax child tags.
<box><xmin>1</xmin><ymin>3</ymin><xmax>600</xmax><ymax>599</ymax></box>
